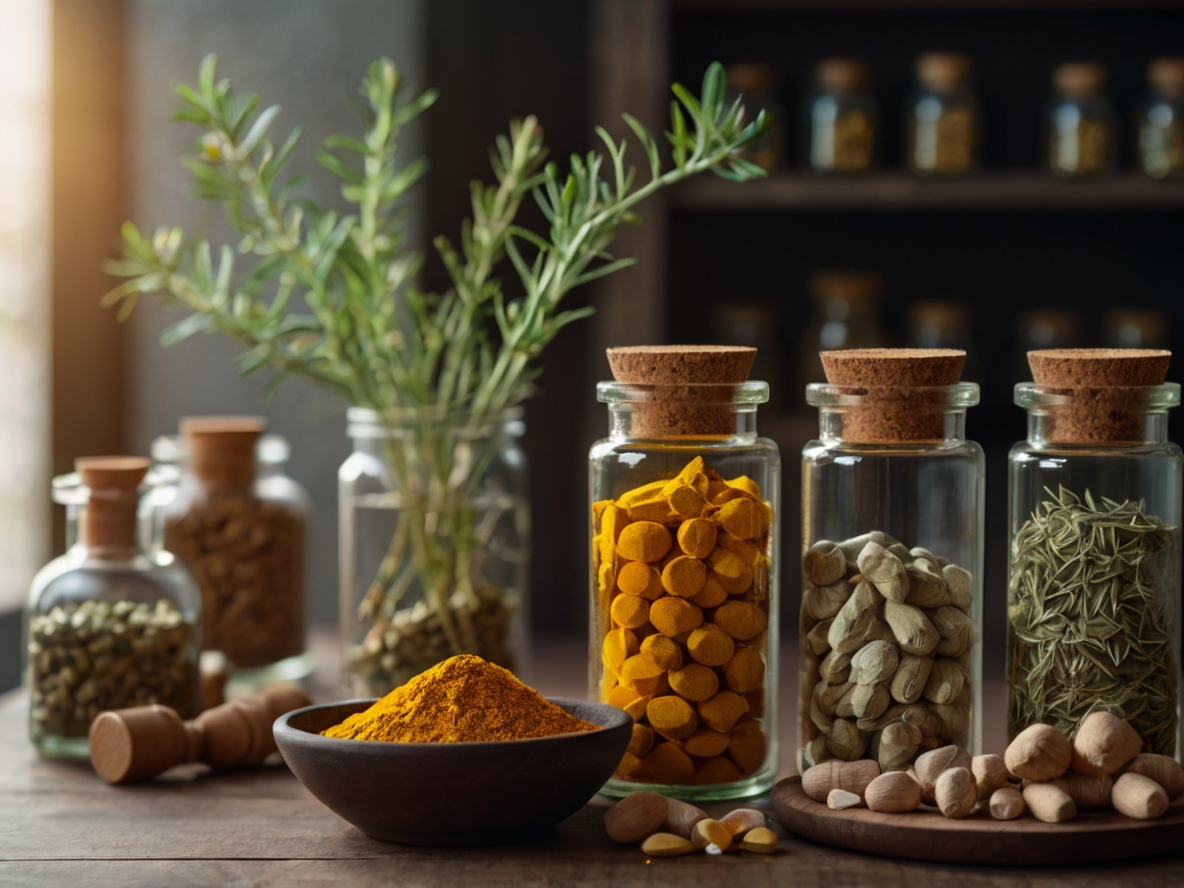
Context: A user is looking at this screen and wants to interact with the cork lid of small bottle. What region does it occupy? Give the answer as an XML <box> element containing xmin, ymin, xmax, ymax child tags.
<box><xmin>819</xmin><ymin>348</ymin><xmax>967</xmax><ymax>443</ymax></box>
<box><xmin>1028</xmin><ymin>348</ymin><xmax>1172</xmax><ymax>444</ymax></box>
<box><xmin>606</xmin><ymin>345</ymin><xmax>756</xmax><ymax>437</ymax></box>
<box><xmin>180</xmin><ymin>416</ymin><xmax>265</xmax><ymax>492</ymax></box>
<box><xmin>76</xmin><ymin>456</ymin><xmax>150</xmax><ymax>548</ymax></box>
<box><xmin>816</xmin><ymin>58</ymin><xmax>870</xmax><ymax>94</ymax></box>
<box><xmin>1149</xmin><ymin>56</ymin><xmax>1184</xmax><ymax>98</ymax></box>
<box><xmin>917</xmin><ymin>53</ymin><xmax>971</xmax><ymax>91</ymax></box>
<box><xmin>1054</xmin><ymin>62</ymin><xmax>1107</xmax><ymax>99</ymax></box>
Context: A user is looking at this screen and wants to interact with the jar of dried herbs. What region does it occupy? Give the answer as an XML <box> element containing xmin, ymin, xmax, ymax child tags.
<box><xmin>27</xmin><ymin>457</ymin><xmax>201</xmax><ymax>758</ymax></box>
<box><xmin>800</xmin><ymin>349</ymin><xmax>984</xmax><ymax>774</ymax></box>
<box><xmin>806</xmin><ymin>58</ymin><xmax>878</xmax><ymax>174</ymax></box>
<box><xmin>1138</xmin><ymin>57</ymin><xmax>1184</xmax><ymax>180</ymax></box>
<box><xmin>1008</xmin><ymin>349</ymin><xmax>1182</xmax><ymax>759</ymax></box>
<box><xmin>1048</xmin><ymin>63</ymin><xmax>1116</xmax><ymax>178</ymax></box>
<box><xmin>908</xmin><ymin>53</ymin><xmax>980</xmax><ymax>176</ymax></box>
<box><xmin>590</xmin><ymin>346</ymin><xmax>780</xmax><ymax>800</ymax></box>
<box><xmin>161</xmin><ymin>417</ymin><xmax>309</xmax><ymax>679</ymax></box>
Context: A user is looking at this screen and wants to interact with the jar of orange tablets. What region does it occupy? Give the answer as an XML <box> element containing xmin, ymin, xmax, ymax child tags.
<box><xmin>590</xmin><ymin>346</ymin><xmax>780</xmax><ymax>800</ymax></box>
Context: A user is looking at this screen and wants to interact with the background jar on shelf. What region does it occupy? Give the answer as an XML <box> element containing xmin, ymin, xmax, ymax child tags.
<box><xmin>1138</xmin><ymin>56</ymin><xmax>1184</xmax><ymax>179</ymax></box>
<box><xmin>799</xmin><ymin>348</ymin><xmax>984</xmax><ymax>773</ymax></box>
<box><xmin>725</xmin><ymin>62</ymin><xmax>784</xmax><ymax>172</ymax></box>
<box><xmin>1048</xmin><ymin>62</ymin><xmax>1116</xmax><ymax>178</ymax></box>
<box><xmin>805</xmin><ymin>57</ymin><xmax>877</xmax><ymax>174</ymax></box>
<box><xmin>27</xmin><ymin>457</ymin><xmax>201</xmax><ymax>758</ymax></box>
<box><xmin>1008</xmin><ymin>349</ymin><xmax>1182</xmax><ymax>759</ymax></box>
<box><xmin>590</xmin><ymin>346</ymin><xmax>780</xmax><ymax>800</ymax></box>
<box><xmin>908</xmin><ymin>52</ymin><xmax>980</xmax><ymax>176</ymax></box>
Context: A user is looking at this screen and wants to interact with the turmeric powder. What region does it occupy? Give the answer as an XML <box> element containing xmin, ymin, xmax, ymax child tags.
<box><xmin>322</xmin><ymin>654</ymin><xmax>598</xmax><ymax>743</ymax></box>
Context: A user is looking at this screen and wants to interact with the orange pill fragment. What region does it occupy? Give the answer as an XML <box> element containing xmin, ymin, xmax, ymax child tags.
<box><xmin>727</xmin><ymin>475</ymin><xmax>761</xmax><ymax>497</ymax></box>
<box><xmin>715</xmin><ymin>531</ymin><xmax>764</xmax><ymax>568</ymax></box>
<box><xmin>729</xmin><ymin>721</ymin><xmax>767</xmax><ymax>774</ymax></box>
<box><xmin>689</xmin><ymin>576</ymin><xmax>729</xmax><ymax>608</ymax></box>
<box><xmin>713</xmin><ymin>600</ymin><xmax>767</xmax><ymax>640</ymax></box>
<box><xmin>649</xmin><ymin>597</ymin><xmax>704</xmax><ymax>637</ymax></box>
<box><xmin>647</xmin><ymin>695</ymin><xmax>699</xmax><ymax>741</ymax></box>
<box><xmin>615</xmin><ymin>751</ymin><xmax>643</xmax><ymax>780</ymax></box>
<box><xmin>601</xmin><ymin>627</ymin><xmax>640</xmax><ymax>673</ymax></box>
<box><xmin>641</xmin><ymin>634</ymin><xmax>684</xmax><ymax>672</ymax></box>
<box><xmin>611</xmin><ymin>594</ymin><xmax>651</xmax><ymax>630</ymax></box>
<box><xmin>662</xmin><ymin>555</ymin><xmax>707</xmax><ymax>598</ymax></box>
<box><xmin>677</xmin><ymin>518</ymin><xmax>718</xmax><ymax>559</ymax></box>
<box><xmin>607</xmin><ymin>685</ymin><xmax>653</xmax><ymax>721</ymax></box>
<box><xmin>617</xmin><ymin>521</ymin><xmax>673</xmax><ymax>563</ymax></box>
<box><xmin>724</xmin><ymin>645</ymin><xmax>765</xmax><ymax>693</ymax></box>
<box><xmin>620</xmin><ymin>653</ymin><xmax>665</xmax><ymax>683</ymax></box>
<box><xmin>628</xmin><ymin>723</ymin><xmax>656</xmax><ymax>757</ymax></box>
<box><xmin>639</xmin><ymin>741</ymin><xmax>695</xmax><ymax>784</ymax></box>
<box><xmin>687</xmin><ymin>625</ymin><xmax>736</xmax><ymax>667</ymax></box>
<box><xmin>698</xmin><ymin>690</ymin><xmax>749</xmax><ymax>733</ymax></box>
<box><xmin>707</xmin><ymin>548</ymin><xmax>754</xmax><ymax>595</ymax></box>
<box><xmin>617</xmin><ymin>561</ymin><xmax>664</xmax><ymax>600</ymax></box>
<box><xmin>683</xmin><ymin>727</ymin><xmax>732</xmax><ymax>758</ymax></box>
<box><xmin>715</xmin><ymin>498</ymin><xmax>769</xmax><ymax>541</ymax></box>
<box><xmin>668</xmin><ymin>663</ymin><xmax>720</xmax><ymax>702</ymax></box>
<box><xmin>689</xmin><ymin>755</ymin><xmax>745</xmax><ymax>786</ymax></box>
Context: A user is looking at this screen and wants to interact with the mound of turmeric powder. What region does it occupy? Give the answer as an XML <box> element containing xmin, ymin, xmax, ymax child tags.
<box><xmin>322</xmin><ymin>654</ymin><xmax>599</xmax><ymax>743</ymax></box>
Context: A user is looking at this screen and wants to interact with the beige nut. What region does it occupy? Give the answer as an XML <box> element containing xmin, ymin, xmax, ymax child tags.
<box><xmin>935</xmin><ymin>767</ymin><xmax>977</xmax><ymax>819</ymax></box>
<box><xmin>1112</xmin><ymin>772</ymin><xmax>1169</xmax><ymax>820</ymax></box>
<box><xmin>1005</xmin><ymin>723</ymin><xmax>1072</xmax><ymax>783</ymax></box>
<box><xmin>970</xmin><ymin>754</ymin><xmax>1013</xmax><ymax>802</ymax></box>
<box><xmin>914</xmin><ymin>744</ymin><xmax>972</xmax><ymax>805</ymax></box>
<box><xmin>1122</xmin><ymin>754</ymin><xmax>1184</xmax><ymax>800</ymax></box>
<box><xmin>604</xmin><ymin>791</ymin><xmax>668</xmax><ymax>844</ymax></box>
<box><xmin>1071</xmin><ymin>710</ymin><xmax>1142</xmax><ymax>777</ymax></box>
<box><xmin>989</xmin><ymin>787</ymin><xmax>1025</xmax><ymax>820</ymax></box>
<box><xmin>801</xmin><ymin>758</ymin><xmax>880</xmax><ymax>803</ymax></box>
<box><xmin>864</xmin><ymin>770</ymin><xmax>922</xmax><ymax>813</ymax></box>
<box><xmin>1023</xmin><ymin>780</ymin><xmax>1077</xmax><ymax>823</ymax></box>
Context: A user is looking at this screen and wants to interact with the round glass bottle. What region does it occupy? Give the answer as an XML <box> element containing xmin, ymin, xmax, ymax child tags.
<box><xmin>1008</xmin><ymin>349</ymin><xmax>1182</xmax><ymax>760</ymax></box>
<box><xmin>27</xmin><ymin>457</ymin><xmax>201</xmax><ymax>758</ymax></box>
<box><xmin>799</xmin><ymin>349</ymin><xmax>984</xmax><ymax>773</ymax></box>
<box><xmin>1048</xmin><ymin>63</ymin><xmax>1116</xmax><ymax>178</ymax></box>
<box><xmin>340</xmin><ymin>407</ymin><xmax>530</xmax><ymax>697</ymax></box>
<box><xmin>590</xmin><ymin>346</ymin><xmax>780</xmax><ymax>800</ymax></box>
<box><xmin>908</xmin><ymin>53</ymin><xmax>980</xmax><ymax>177</ymax></box>
<box><xmin>1138</xmin><ymin>57</ymin><xmax>1184</xmax><ymax>180</ymax></box>
<box><xmin>162</xmin><ymin>417</ymin><xmax>309</xmax><ymax>680</ymax></box>
<box><xmin>806</xmin><ymin>57</ymin><xmax>877</xmax><ymax>175</ymax></box>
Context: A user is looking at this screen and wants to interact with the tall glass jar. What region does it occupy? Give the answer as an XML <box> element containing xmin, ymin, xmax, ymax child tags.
<box><xmin>1138</xmin><ymin>57</ymin><xmax>1184</xmax><ymax>180</ymax></box>
<box><xmin>27</xmin><ymin>457</ymin><xmax>201</xmax><ymax>758</ymax></box>
<box><xmin>908</xmin><ymin>53</ymin><xmax>980</xmax><ymax>176</ymax></box>
<box><xmin>590</xmin><ymin>346</ymin><xmax>780</xmax><ymax>800</ymax></box>
<box><xmin>1008</xmin><ymin>349</ymin><xmax>1182</xmax><ymax>760</ymax></box>
<box><xmin>806</xmin><ymin>57</ymin><xmax>877</xmax><ymax>174</ymax></box>
<box><xmin>340</xmin><ymin>407</ymin><xmax>530</xmax><ymax>697</ymax></box>
<box><xmin>161</xmin><ymin>417</ymin><xmax>309</xmax><ymax>680</ymax></box>
<box><xmin>799</xmin><ymin>349</ymin><xmax>984</xmax><ymax>773</ymax></box>
<box><xmin>1048</xmin><ymin>63</ymin><xmax>1116</xmax><ymax>178</ymax></box>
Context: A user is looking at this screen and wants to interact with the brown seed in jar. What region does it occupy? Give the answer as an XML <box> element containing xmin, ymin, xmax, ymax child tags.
<box><xmin>687</xmin><ymin>625</ymin><xmax>735</xmax><ymax>667</ymax></box>
<box><xmin>677</xmin><ymin>518</ymin><xmax>718</xmax><ymax>559</ymax></box>
<box><xmin>668</xmin><ymin>663</ymin><xmax>720</xmax><ymax>702</ymax></box>
<box><xmin>662</xmin><ymin>556</ymin><xmax>708</xmax><ymax>599</ymax></box>
<box><xmin>713</xmin><ymin>601</ymin><xmax>767</xmax><ymax>641</ymax></box>
<box><xmin>617</xmin><ymin>562</ymin><xmax>665</xmax><ymax>600</ymax></box>
<box><xmin>610</xmin><ymin>595</ymin><xmax>651</xmax><ymax>630</ymax></box>
<box><xmin>647</xmin><ymin>696</ymin><xmax>699</xmax><ymax>741</ymax></box>
<box><xmin>650</xmin><ymin>598</ymin><xmax>704</xmax><ymax>637</ymax></box>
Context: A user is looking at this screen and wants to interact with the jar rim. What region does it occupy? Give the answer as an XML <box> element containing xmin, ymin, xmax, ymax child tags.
<box><xmin>806</xmin><ymin>381</ymin><xmax>980</xmax><ymax>408</ymax></box>
<box><xmin>346</xmin><ymin>405</ymin><xmax>526</xmax><ymax>439</ymax></box>
<box><xmin>1014</xmin><ymin>381</ymin><xmax>1181</xmax><ymax>410</ymax></box>
<box><xmin>596</xmin><ymin>380</ymin><xmax>770</xmax><ymax>404</ymax></box>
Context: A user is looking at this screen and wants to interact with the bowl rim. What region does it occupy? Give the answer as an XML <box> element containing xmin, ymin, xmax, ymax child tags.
<box><xmin>274</xmin><ymin>695</ymin><xmax>632</xmax><ymax>750</ymax></box>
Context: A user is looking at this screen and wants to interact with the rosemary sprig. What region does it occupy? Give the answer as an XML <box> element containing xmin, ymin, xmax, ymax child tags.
<box><xmin>1007</xmin><ymin>486</ymin><xmax>1179</xmax><ymax>754</ymax></box>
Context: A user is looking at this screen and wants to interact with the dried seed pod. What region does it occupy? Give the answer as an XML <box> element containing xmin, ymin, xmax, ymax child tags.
<box><xmin>825</xmin><ymin>717</ymin><xmax>869</xmax><ymax>762</ymax></box>
<box><xmin>1023</xmin><ymin>780</ymin><xmax>1077</xmax><ymax>823</ymax></box>
<box><xmin>927</xmin><ymin>605</ymin><xmax>973</xmax><ymax>658</ymax></box>
<box><xmin>803</xmin><ymin>579</ymin><xmax>853</xmax><ymax>621</ymax></box>
<box><xmin>835</xmin><ymin>531</ymin><xmax>898</xmax><ymax>564</ymax></box>
<box><xmin>851</xmin><ymin>684</ymin><xmax>890</xmax><ymax>720</ymax></box>
<box><xmin>815</xmin><ymin>679</ymin><xmax>854</xmax><ymax>718</ymax></box>
<box><xmin>803</xmin><ymin>540</ymin><xmax>847</xmax><ymax>586</ymax></box>
<box><xmin>889</xmin><ymin>654</ymin><xmax>933</xmax><ymax>705</ymax></box>
<box><xmin>849</xmin><ymin>640</ymin><xmax>899</xmax><ymax>686</ymax></box>
<box><xmin>1071</xmin><ymin>710</ymin><xmax>1142</xmax><ymax>777</ymax></box>
<box><xmin>605</xmin><ymin>791</ymin><xmax>668</xmax><ymax>843</ymax></box>
<box><xmin>856</xmin><ymin>702</ymin><xmax>926</xmax><ymax>733</ymax></box>
<box><xmin>941</xmin><ymin>563</ymin><xmax>974</xmax><ymax>613</ymax></box>
<box><xmin>883</xmin><ymin>600</ymin><xmax>939</xmax><ymax>656</ymax></box>
<box><xmin>904</xmin><ymin>559</ymin><xmax>951</xmax><ymax>608</ymax></box>
<box><xmin>915</xmin><ymin>744</ymin><xmax>972</xmax><ymax>805</ymax></box>
<box><xmin>1112</xmin><ymin>772</ymin><xmax>1169</xmax><ymax>820</ymax></box>
<box><xmin>922</xmin><ymin>659</ymin><xmax>967</xmax><ymax>705</ymax></box>
<box><xmin>807</xmin><ymin>734</ymin><xmax>832</xmax><ymax>766</ymax></box>
<box><xmin>1063</xmin><ymin>772</ymin><xmax>1114</xmax><ymax>809</ymax></box>
<box><xmin>857</xmin><ymin>541</ymin><xmax>910</xmax><ymax>602</ymax></box>
<box><xmin>819</xmin><ymin>650</ymin><xmax>852</xmax><ymax>685</ymax></box>
<box><xmin>874</xmin><ymin>719</ymin><xmax>923</xmax><ymax>772</ymax></box>
<box><xmin>827</xmin><ymin>581</ymin><xmax>886</xmax><ymax>654</ymax></box>
<box><xmin>641</xmin><ymin>833</ymin><xmax>695</xmax><ymax>857</ymax></box>
<box><xmin>663</xmin><ymin>796</ymin><xmax>709</xmax><ymax>838</ymax></box>
<box><xmin>1122</xmin><ymin>754</ymin><xmax>1184</xmax><ymax>800</ymax></box>
<box><xmin>865</xmin><ymin>770</ymin><xmax>922</xmax><ymax>812</ymax></box>
<box><xmin>989</xmin><ymin>787</ymin><xmax>1025</xmax><ymax>820</ymax></box>
<box><xmin>810</xmin><ymin>690</ymin><xmax>835</xmax><ymax>736</ymax></box>
<box><xmin>719</xmin><ymin>808</ymin><xmax>765</xmax><ymax>837</ymax></box>
<box><xmin>935</xmin><ymin>767</ymin><xmax>977</xmax><ymax>819</ymax></box>
<box><xmin>1005</xmin><ymin>723</ymin><xmax>1072</xmax><ymax>782</ymax></box>
<box><xmin>805</xmin><ymin>618</ymin><xmax>834</xmax><ymax>657</ymax></box>
<box><xmin>828</xmin><ymin>788</ymin><xmax>863</xmax><ymax>809</ymax></box>
<box><xmin>930</xmin><ymin>686</ymin><xmax>971</xmax><ymax>741</ymax></box>
<box><xmin>970</xmin><ymin>754</ymin><xmax>1013</xmax><ymax>801</ymax></box>
<box><xmin>801</xmin><ymin>758</ymin><xmax>881</xmax><ymax>802</ymax></box>
<box><xmin>835</xmin><ymin>684</ymin><xmax>858</xmax><ymax>719</ymax></box>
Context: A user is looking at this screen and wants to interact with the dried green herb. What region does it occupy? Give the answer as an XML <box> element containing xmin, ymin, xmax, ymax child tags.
<box><xmin>1007</xmin><ymin>487</ymin><xmax>1179</xmax><ymax>754</ymax></box>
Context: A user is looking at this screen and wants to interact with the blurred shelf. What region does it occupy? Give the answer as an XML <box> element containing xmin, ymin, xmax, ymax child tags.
<box><xmin>670</xmin><ymin>172</ymin><xmax>1184</xmax><ymax>212</ymax></box>
<box><xmin>675</xmin><ymin>0</ymin><xmax>1184</xmax><ymax>10</ymax></box>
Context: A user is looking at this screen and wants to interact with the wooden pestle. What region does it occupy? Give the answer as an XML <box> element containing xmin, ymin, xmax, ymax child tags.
<box><xmin>89</xmin><ymin>683</ymin><xmax>312</xmax><ymax>784</ymax></box>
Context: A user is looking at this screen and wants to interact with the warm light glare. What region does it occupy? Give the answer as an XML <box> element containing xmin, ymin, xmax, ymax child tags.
<box><xmin>0</xmin><ymin>0</ymin><xmax>51</xmax><ymax>607</ymax></box>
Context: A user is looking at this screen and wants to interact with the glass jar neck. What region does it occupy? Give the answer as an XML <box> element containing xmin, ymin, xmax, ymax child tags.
<box><xmin>606</xmin><ymin>402</ymin><xmax>759</xmax><ymax>441</ymax></box>
<box><xmin>807</xmin><ymin>382</ymin><xmax>979</xmax><ymax>445</ymax></box>
<box><xmin>816</xmin><ymin>407</ymin><xmax>967</xmax><ymax>444</ymax></box>
<box><xmin>1026</xmin><ymin>407</ymin><xmax>1169</xmax><ymax>445</ymax></box>
<box><xmin>1016</xmin><ymin>383</ymin><xmax>1179</xmax><ymax>446</ymax></box>
<box><xmin>346</xmin><ymin>406</ymin><xmax>525</xmax><ymax>454</ymax></box>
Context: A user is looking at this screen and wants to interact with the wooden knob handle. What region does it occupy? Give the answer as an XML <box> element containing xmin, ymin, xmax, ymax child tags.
<box><xmin>89</xmin><ymin>705</ymin><xmax>190</xmax><ymax>784</ymax></box>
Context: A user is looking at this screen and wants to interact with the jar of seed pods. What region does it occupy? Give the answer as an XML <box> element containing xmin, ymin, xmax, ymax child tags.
<box><xmin>1008</xmin><ymin>349</ymin><xmax>1182</xmax><ymax>759</ymax></box>
<box><xmin>26</xmin><ymin>458</ymin><xmax>201</xmax><ymax>758</ymax></box>
<box><xmin>799</xmin><ymin>348</ymin><xmax>984</xmax><ymax>773</ymax></box>
<box><xmin>590</xmin><ymin>345</ymin><xmax>780</xmax><ymax>800</ymax></box>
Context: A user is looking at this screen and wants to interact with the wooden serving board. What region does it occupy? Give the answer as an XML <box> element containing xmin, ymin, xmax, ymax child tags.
<box><xmin>772</xmin><ymin>776</ymin><xmax>1184</xmax><ymax>867</ymax></box>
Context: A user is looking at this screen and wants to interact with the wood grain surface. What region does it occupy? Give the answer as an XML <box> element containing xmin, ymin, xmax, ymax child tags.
<box><xmin>1</xmin><ymin>637</ymin><xmax>1183</xmax><ymax>885</ymax></box>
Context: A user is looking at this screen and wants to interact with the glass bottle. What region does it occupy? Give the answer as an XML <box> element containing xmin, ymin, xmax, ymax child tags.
<box><xmin>161</xmin><ymin>417</ymin><xmax>309</xmax><ymax>681</ymax></box>
<box><xmin>27</xmin><ymin>457</ymin><xmax>201</xmax><ymax>758</ymax></box>
<box><xmin>725</xmin><ymin>63</ymin><xmax>784</xmax><ymax>172</ymax></box>
<box><xmin>590</xmin><ymin>346</ymin><xmax>780</xmax><ymax>800</ymax></box>
<box><xmin>797</xmin><ymin>271</ymin><xmax>888</xmax><ymax>403</ymax></box>
<box><xmin>806</xmin><ymin>57</ymin><xmax>877</xmax><ymax>174</ymax></box>
<box><xmin>799</xmin><ymin>349</ymin><xmax>984</xmax><ymax>773</ymax></box>
<box><xmin>908</xmin><ymin>53</ymin><xmax>980</xmax><ymax>176</ymax></box>
<box><xmin>1104</xmin><ymin>309</ymin><xmax>1170</xmax><ymax>350</ymax></box>
<box><xmin>1138</xmin><ymin>57</ymin><xmax>1184</xmax><ymax>180</ymax></box>
<box><xmin>908</xmin><ymin>302</ymin><xmax>980</xmax><ymax>392</ymax></box>
<box><xmin>1048</xmin><ymin>63</ymin><xmax>1116</xmax><ymax>178</ymax></box>
<box><xmin>340</xmin><ymin>407</ymin><xmax>530</xmax><ymax>697</ymax></box>
<box><xmin>1008</xmin><ymin>349</ymin><xmax>1182</xmax><ymax>759</ymax></box>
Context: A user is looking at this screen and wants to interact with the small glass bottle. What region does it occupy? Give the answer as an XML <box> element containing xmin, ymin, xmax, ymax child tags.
<box><xmin>1138</xmin><ymin>57</ymin><xmax>1184</xmax><ymax>179</ymax></box>
<box><xmin>1049</xmin><ymin>63</ymin><xmax>1116</xmax><ymax>178</ymax></box>
<box><xmin>806</xmin><ymin>57</ymin><xmax>877</xmax><ymax>174</ymax></box>
<box><xmin>908</xmin><ymin>53</ymin><xmax>980</xmax><ymax>176</ymax></box>
<box><xmin>1008</xmin><ymin>349</ymin><xmax>1182</xmax><ymax>759</ymax></box>
<box><xmin>590</xmin><ymin>346</ymin><xmax>780</xmax><ymax>800</ymax></box>
<box><xmin>726</xmin><ymin>63</ymin><xmax>784</xmax><ymax>171</ymax></box>
<box><xmin>27</xmin><ymin>457</ymin><xmax>201</xmax><ymax>758</ymax></box>
<box><xmin>1103</xmin><ymin>309</ymin><xmax>1170</xmax><ymax>350</ymax></box>
<box><xmin>161</xmin><ymin>417</ymin><xmax>309</xmax><ymax>680</ymax></box>
<box><xmin>800</xmin><ymin>349</ymin><xmax>984</xmax><ymax>773</ymax></box>
<box><xmin>797</xmin><ymin>271</ymin><xmax>889</xmax><ymax>403</ymax></box>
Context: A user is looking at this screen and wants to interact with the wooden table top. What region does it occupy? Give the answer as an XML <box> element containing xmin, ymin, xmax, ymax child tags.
<box><xmin>1</xmin><ymin>635</ymin><xmax>1182</xmax><ymax>886</ymax></box>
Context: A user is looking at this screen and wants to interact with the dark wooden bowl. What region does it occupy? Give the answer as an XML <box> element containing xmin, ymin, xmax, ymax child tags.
<box><xmin>274</xmin><ymin>697</ymin><xmax>631</xmax><ymax>846</ymax></box>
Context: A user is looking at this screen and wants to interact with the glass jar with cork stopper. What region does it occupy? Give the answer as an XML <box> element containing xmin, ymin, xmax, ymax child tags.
<box><xmin>1138</xmin><ymin>57</ymin><xmax>1184</xmax><ymax>179</ymax></box>
<box><xmin>161</xmin><ymin>417</ymin><xmax>309</xmax><ymax>681</ymax></box>
<box><xmin>799</xmin><ymin>349</ymin><xmax>984</xmax><ymax>774</ymax></box>
<box><xmin>589</xmin><ymin>345</ymin><xmax>780</xmax><ymax>800</ymax></box>
<box><xmin>26</xmin><ymin>457</ymin><xmax>201</xmax><ymax>758</ymax></box>
<box><xmin>1048</xmin><ymin>62</ymin><xmax>1116</xmax><ymax>178</ymax></box>
<box><xmin>1008</xmin><ymin>349</ymin><xmax>1182</xmax><ymax>759</ymax></box>
<box><xmin>805</xmin><ymin>57</ymin><xmax>878</xmax><ymax>175</ymax></box>
<box><xmin>908</xmin><ymin>53</ymin><xmax>980</xmax><ymax>176</ymax></box>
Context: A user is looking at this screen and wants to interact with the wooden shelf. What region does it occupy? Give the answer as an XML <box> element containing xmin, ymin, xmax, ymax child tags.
<box><xmin>670</xmin><ymin>172</ymin><xmax>1184</xmax><ymax>212</ymax></box>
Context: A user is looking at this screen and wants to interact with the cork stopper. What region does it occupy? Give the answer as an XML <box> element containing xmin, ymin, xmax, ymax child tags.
<box><xmin>817</xmin><ymin>58</ymin><xmax>870</xmax><ymax>94</ymax></box>
<box><xmin>1149</xmin><ymin>56</ymin><xmax>1184</xmax><ymax>98</ymax></box>
<box><xmin>606</xmin><ymin>345</ymin><xmax>757</xmax><ymax>438</ymax></box>
<box><xmin>180</xmin><ymin>416</ymin><xmax>265</xmax><ymax>492</ymax></box>
<box><xmin>1027</xmin><ymin>348</ymin><xmax>1172</xmax><ymax>444</ymax></box>
<box><xmin>810</xmin><ymin>270</ymin><xmax>882</xmax><ymax>305</ymax></box>
<box><xmin>1054</xmin><ymin>62</ymin><xmax>1107</xmax><ymax>99</ymax></box>
<box><xmin>726</xmin><ymin>63</ymin><xmax>777</xmax><ymax>95</ymax></box>
<box><xmin>76</xmin><ymin>456</ymin><xmax>149</xmax><ymax>549</ymax></box>
<box><xmin>819</xmin><ymin>348</ymin><xmax>967</xmax><ymax>443</ymax></box>
<box><xmin>917</xmin><ymin>53</ymin><xmax>971</xmax><ymax>91</ymax></box>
